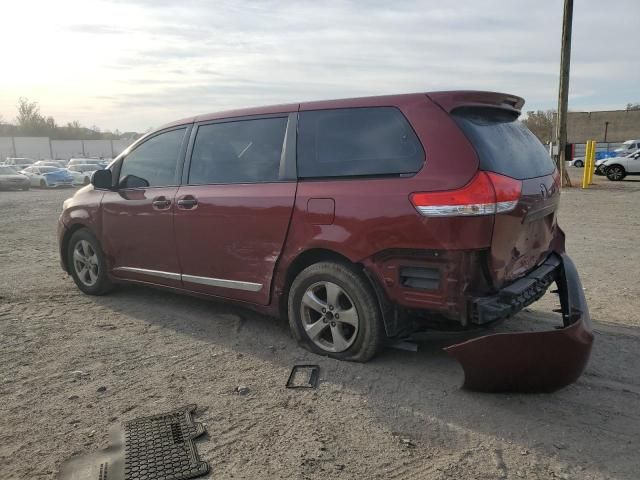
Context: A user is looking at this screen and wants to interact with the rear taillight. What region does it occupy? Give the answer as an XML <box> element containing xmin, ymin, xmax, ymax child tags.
<box><xmin>410</xmin><ymin>172</ymin><xmax>522</xmax><ymax>217</ymax></box>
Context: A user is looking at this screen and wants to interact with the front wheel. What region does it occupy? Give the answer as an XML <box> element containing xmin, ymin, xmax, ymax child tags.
<box><xmin>573</xmin><ymin>160</ymin><xmax>584</xmax><ymax>168</ymax></box>
<box><xmin>83</xmin><ymin>176</ymin><xmax>90</xmax><ymax>185</ymax></box>
<box><xmin>39</xmin><ymin>179</ymin><xmax>47</xmax><ymax>188</ymax></box>
<box><xmin>67</xmin><ymin>229</ymin><xmax>113</xmax><ymax>295</ymax></box>
<box><xmin>288</xmin><ymin>261</ymin><xmax>385</xmax><ymax>362</ymax></box>
<box><xmin>606</xmin><ymin>165</ymin><xmax>626</xmax><ymax>181</ymax></box>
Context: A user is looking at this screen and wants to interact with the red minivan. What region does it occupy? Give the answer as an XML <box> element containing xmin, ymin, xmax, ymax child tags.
<box><xmin>58</xmin><ymin>92</ymin><xmax>593</xmax><ymax>392</ymax></box>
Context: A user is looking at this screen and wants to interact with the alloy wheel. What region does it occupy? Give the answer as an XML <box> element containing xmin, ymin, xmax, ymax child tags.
<box><xmin>299</xmin><ymin>281</ymin><xmax>359</xmax><ymax>353</ymax></box>
<box><xmin>73</xmin><ymin>240</ymin><xmax>99</xmax><ymax>287</ymax></box>
<box><xmin>609</xmin><ymin>167</ymin><xmax>623</xmax><ymax>181</ymax></box>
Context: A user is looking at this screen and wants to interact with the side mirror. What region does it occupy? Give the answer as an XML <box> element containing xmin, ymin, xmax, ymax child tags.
<box><xmin>91</xmin><ymin>169</ymin><xmax>113</xmax><ymax>189</ymax></box>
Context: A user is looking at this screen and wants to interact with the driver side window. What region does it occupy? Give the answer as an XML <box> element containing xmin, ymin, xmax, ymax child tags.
<box><xmin>119</xmin><ymin>128</ymin><xmax>186</xmax><ymax>188</ymax></box>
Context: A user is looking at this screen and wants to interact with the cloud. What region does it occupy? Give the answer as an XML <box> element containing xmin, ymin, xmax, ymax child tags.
<box><xmin>3</xmin><ymin>0</ymin><xmax>639</xmax><ymax>131</ymax></box>
<box><xmin>66</xmin><ymin>24</ymin><xmax>124</xmax><ymax>35</ymax></box>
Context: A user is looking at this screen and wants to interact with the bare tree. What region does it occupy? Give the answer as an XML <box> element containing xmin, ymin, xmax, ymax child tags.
<box><xmin>522</xmin><ymin>110</ymin><xmax>555</xmax><ymax>144</ymax></box>
<box><xmin>626</xmin><ymin>103</ymin><xmax>640</xmax><ymax>111</ymax></box>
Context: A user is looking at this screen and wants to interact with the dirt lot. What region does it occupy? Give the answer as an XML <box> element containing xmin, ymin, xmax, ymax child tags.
<box><xmin>1</xmin><ymin>169</ymin><xmax>639</xmax><ymax>480</ymax></box>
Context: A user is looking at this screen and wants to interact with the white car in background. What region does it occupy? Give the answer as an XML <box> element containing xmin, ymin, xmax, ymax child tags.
<box><xmin>614</xmin><ymin>139</ymin><xmax>640</xmax><ymax>156</ymax></box>
<box><xmin>4</xmin><ymin>157</ymin><xmax>35</xmax><ymax>169</ymax></box>
<box><xmin>34</xmin><ymin>160</ymin><xmax>67</xmax><ymax>169</ymax></box>
<box><xmin>20</xmin><ymin>166</ymin><xmax>74</xmax><ymax>188</ymax></box>
<box><xmin>66</xmin><ymin>164</ymin><xmax>98</xmax><ymax>185</ymax></box>
<box><xmin>67</xmin><ymin>158</ymin><xmax>108</xmax><ymax>169</ymax></box>
<box><xmin>601</xmin><ymin>149</ymin><xmax>640</xmax><ymax>181</ymax></box>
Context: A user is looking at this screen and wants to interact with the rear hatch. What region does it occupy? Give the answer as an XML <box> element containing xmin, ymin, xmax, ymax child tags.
<box><xmin>451</xmin><ymin>105</ymin><xmax>560</xmax><ymax>288</ymax></box>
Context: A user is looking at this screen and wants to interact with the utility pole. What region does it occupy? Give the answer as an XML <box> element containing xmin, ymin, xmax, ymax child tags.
<box><xmin>555</xmin><ymin>0</ymin><xmax>573</xmax><ymax>187</ymax></box>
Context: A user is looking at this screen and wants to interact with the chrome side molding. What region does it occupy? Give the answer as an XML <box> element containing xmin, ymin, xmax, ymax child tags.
<box><xmin>181</xmin><ymin>274</ymin><xmax>262</xmax><ymax>292</ymax></box>
<box><xmin>113</xmin><ymin>267</ymin><xmax>263</xmax><ymax>292</ymax></box>
<box><xmin>113</xmin><ymin>267</ymin><xmax>181</xmax><ymax>281</ymax></box>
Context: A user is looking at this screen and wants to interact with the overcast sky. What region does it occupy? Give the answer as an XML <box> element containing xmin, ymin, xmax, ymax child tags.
<box><xmin>1</xmin><ymin>0</ymin><xmax>638</xmax><ymax>132</ymax></box>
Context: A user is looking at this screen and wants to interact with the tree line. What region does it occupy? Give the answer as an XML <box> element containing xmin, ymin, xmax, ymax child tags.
<box><xmin>0</xmin><ymin>98</ymin><xmax>141</xmax><ymax>141</ymax></box>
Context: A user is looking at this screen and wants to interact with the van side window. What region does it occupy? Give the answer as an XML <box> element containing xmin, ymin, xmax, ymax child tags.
<box><xmin>297</xmin><ymin>107</ymin><xmax>424</xmax><ymax>178</ymax></box>
<box><xmin>119</xmin><ymin>128</ymin><xmax>186</xmax><ymax>188</ymax></box>
<box><xmin>188</xmin><ymin>117</ymin><xmax>288</xmax><ymax>185</ymax></box>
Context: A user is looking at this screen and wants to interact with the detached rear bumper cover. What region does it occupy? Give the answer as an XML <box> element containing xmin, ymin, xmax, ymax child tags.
<box><xmin>445</xmin><ymin>253</ymin><xmax>593</xmax><ymax>393</ymax></box>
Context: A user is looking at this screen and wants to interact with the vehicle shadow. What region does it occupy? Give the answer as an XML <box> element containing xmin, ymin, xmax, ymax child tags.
<box><xmin>93</xmin><ymin>285</ymin><xmax>640</xmax><ymax>479</ymax></box>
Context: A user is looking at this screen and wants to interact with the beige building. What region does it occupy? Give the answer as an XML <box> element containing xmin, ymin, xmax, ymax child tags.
<box><xmin>567</xmin><ymin>109</ymin><xmax>640</xmax><ymax>143</ymax></box>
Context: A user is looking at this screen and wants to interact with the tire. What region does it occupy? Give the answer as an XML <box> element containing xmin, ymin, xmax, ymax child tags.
<box><xmin>67</xmin><ymin>229</ymin><xmax>113</xmax><ymax>295</ymax></box>
<box><xmin>39</xmin><ymin>179</ymin><xmax>47</xmax><ymax>188</ymax></box>
<box><xmin>83</xmin><ymin>176</ymin><xmax>90</xmax><ymax>185</ymax></box>
<box><xmin>287</xmin><ymin>261</ymin><xmax>385</xmax><ymax>362</ymax></box>
<box><xmin>606</xmin><ymin>165</ymin><xmax>626</xmax><ymax>181</ymax></box>
<box><xmin>573</xmin><ymin>160</ymin><xmax>584</xmax><ymax>168</ymax></box>
<box><xmin>21</xmin><ymin>185</ymin><xmax>30</xmax><ymax>191</ymax></box>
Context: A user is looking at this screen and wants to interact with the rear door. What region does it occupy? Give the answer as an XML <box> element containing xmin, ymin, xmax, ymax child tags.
<box><xmin>173</xmin><ymin>113</ymin><xmax>297</xmax><ymax>305</ymax></box>
<box><xmin>452</xmin><ymin>107</ymin><xmax>560</xmax><ymax>287</ymax></box>
<box><xmin>101</xmin><ymin>126</ymin><xmax>190</xmax><ymax>288</ymax></box>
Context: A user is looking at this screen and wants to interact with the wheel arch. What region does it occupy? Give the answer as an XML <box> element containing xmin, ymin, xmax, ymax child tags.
<box><xmin>278</xmin><ymin>247</ymin><xmax>400</xmax><ymax>338</ymax></box>
<box><xmin>60</xmin><ymin>223</ymin><xmax>93</xmax><ymax>272</ymax></box>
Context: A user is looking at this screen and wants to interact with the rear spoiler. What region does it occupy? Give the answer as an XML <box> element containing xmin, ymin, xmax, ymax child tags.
<box><xmin>426</xmin><ymin>91</ymin><xmax>524</xmax><ymax>115</ymax></box>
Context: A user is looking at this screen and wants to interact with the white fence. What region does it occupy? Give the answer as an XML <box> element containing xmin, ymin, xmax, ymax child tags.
<box><xmin>1</xmin><ymin>137</ymin><xmax>133</xmax><ymax>161</ymax></box>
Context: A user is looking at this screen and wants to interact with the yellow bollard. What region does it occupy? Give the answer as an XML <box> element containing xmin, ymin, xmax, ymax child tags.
<box><xmin>582</xmin><ymin>141</ymin><xmax>592</xmax><ymax>189</ymax></box>
<box><xmin>588</xmin><ymin>140</ymin><xmax>596</xmax><ymax>185</ymax></box>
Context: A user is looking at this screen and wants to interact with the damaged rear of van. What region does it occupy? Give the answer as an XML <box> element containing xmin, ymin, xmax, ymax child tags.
<box><xmin>59</xmin><ymin>91</ymin><xmax>592</xmax><ymax>393</ymax></box>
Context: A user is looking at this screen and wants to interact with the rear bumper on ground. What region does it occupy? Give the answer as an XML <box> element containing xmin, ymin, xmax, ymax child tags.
<box><xmin>445</xmin><ymin>252</ymin><xmax>593</xmax><ymax>393</ymax></box>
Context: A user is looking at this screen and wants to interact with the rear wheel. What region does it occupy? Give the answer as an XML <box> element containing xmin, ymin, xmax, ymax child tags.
<box><xmin>67</xmin><ymin>229</ymin><xmax>113</xmax><ymax>295</ymax></box>
<box><xmin>21</xmin><ymin>185</ymin><xmax>29</xmax><ymax>191</ymax></box>
<box><xmin>573</xmin><ymin>159</ymin><xmax>584</xmax><ymax>167</ymax></box>
<box><xmin>83</xmin><ymin>176</ymin><xmax>90</xmax><ymax>185</ymax></box>
<box><xmin>39</xmin><ymin>179</ymin><xmax>47</xmax><ymax>188</ymax></box>
<box><xmin>288</xmin><ymin>261</ymin><xmax>384</xmax><ymax>362</ymax></box>
<box><xmin>606</xmin><ymin>165</ymin><xmax>626</xmax><ymax>181</ymax></box>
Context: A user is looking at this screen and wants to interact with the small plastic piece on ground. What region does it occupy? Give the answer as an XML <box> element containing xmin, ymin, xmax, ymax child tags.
<box><xmin>390</xmin><ymin>341</ymin><xmax>419</xmax><ymax>352</ymax></box>
<box><xmin>286</xmin><ymin>365</ymin><xmax>320</xmax><ymax>389</ymax></box>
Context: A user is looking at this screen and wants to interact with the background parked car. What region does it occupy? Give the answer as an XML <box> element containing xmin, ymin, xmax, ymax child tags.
<box><xmin>571</xmin><ymin>150</ymin><xmax>617</xmax><ymax>168</ymax></box>
<box><xmin>4</xmin><ymin>157</ymin><xmax>35</xmax><ymax>169</ymax></box>
<box><xmin>20</xmin><ymin>166</ymin><xmax>74</xmax><ymax>188</ymax></box>
<box><xmin>602</xmin><ymin>149</ymin><xmax>640</xmax><ymax>181</ymax></box>
<box><xmin>67</xmin><ymin>158</ymin><xmax>108</xmax><ymax>169</ymax></box>
<box><xmin>34</xmin><ymin>160</ymin><xmax>67</xmax><ymax>169</ymax></box>
<box><xmin>613</xmin><ymin>139</ymin><xmax>640</xmax><ymax>156</ymax></box>
<box><xmin>65</xmin><ymin>165</ymin><xmax>95</xmax><ymax>185</ymax></box>
<box><xmin>0</xmin><ymin>165</ymin><xmax>30</xmax><ymax>190</ymax></box>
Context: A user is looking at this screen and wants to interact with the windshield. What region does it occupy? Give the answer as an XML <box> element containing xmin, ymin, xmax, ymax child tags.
<box><xmin>39</xmin><ymin>167</ymin><xmax>62</xmax><ymax>173</ymax></box>
<box><xmin>452</xmin><ymin>107</ymin><xmax>556</xmax><ymax>180</ymax></box>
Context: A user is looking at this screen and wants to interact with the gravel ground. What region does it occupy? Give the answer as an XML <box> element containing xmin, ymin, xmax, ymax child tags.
<box><xmin>1</xmin><ymin>169</ymin><xmax>639</xmax><ymax>480</ymax></box>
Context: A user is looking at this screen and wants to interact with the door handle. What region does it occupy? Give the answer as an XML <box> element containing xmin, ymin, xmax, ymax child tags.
<box><xmin>177</xmin><ymin>196</ymin><xmax>198</xmax><ymax>209</ymax></box>
<box><xmin>152</xmin><ymin>196</ymin><xmax>171</xmax><ymax>209</ymax></box>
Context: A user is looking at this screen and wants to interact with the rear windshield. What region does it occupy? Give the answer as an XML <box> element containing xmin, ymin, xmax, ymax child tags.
<box><xmin>452</xmin><ymin>107</ymin><xmax>556</xmax><ymax>180</ymax></box>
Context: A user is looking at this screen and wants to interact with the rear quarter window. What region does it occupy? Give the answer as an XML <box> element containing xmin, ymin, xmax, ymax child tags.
<box><xmin>297</xmin><ymin>107</ymin><xmax>424</xmax><ymax>178</ymax></box>
<box><xmin>452</xmin><ymin>107</ymin><xmax>556</xmax><ymax>180</ymax></box>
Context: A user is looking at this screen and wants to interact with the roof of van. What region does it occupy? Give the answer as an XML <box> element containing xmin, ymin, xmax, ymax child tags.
<box><xmin>158</xmin><ymin>91</ymin><xmax>524</xmax><ymax>130</ymax></box>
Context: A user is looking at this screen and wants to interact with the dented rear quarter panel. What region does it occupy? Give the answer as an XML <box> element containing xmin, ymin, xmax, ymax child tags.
<box><xmin>272</xmin><ymin>94</ymin><xmax>491</xmax><ymax>311</ymax></box>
